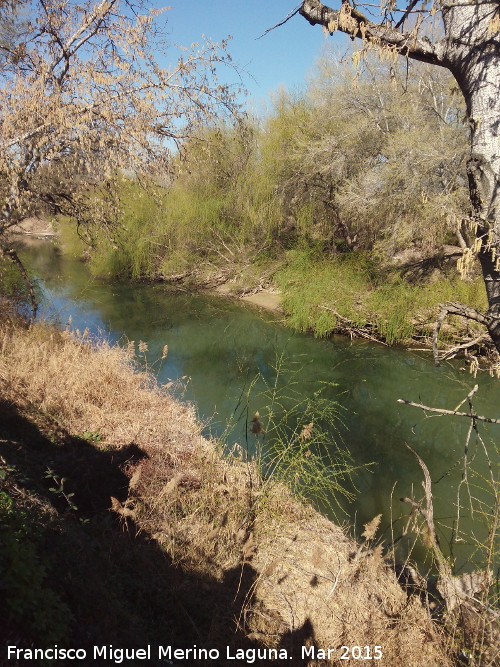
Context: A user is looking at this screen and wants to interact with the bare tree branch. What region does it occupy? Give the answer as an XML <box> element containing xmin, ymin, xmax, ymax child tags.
<box><xmin>0</xmin><ymin>247</ymin><xmax>38</xmax><ymax>320</ymax></box>
<box><xmin>299</xmin><ymin>0</ymin><xmax>448</xmax><ymax>67</ymax></box>
<box><xmin>258</xmin><ymin>3</ymin><xmax>303</xmax><ymax>39</ymax></box>
<box><xmin>396</xmin><ymin>396</ymin><xmax>500</xmax><ymax>423</ymax></box>
<box><xmin>433</xmin><ymin>301</ymin><xmax>490</xmax><ymax>366</ymax></box>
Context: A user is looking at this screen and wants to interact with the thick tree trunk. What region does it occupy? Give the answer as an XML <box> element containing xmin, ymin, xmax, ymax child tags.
<box><xmin>464</xmin><ymin>72</ymin><xmax>500</xmax><ymax>347</ymax></box>
<box><xmin>443</xmin><ymin>3</ymin><xmax>500</xmax><ymax>350</ymax></box>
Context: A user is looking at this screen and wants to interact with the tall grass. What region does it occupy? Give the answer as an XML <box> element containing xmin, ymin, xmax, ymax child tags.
<box><xmin>253</xmin><ymin>353</ymin><xmax>359</xmax><ymax>518</ymax></box>
<box><xmin>218</xmin><ymin>350</ymin><xmax>364</xmax><ymax>521</ymax></box>
<box><xmin>276</xmin><ymin>248</ymin><xmax>487</xmax><ymax>344</ymax></box>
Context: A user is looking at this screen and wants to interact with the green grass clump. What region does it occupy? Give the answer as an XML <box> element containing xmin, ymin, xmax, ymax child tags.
<box><xmin>276</xmin><ymin>249</ymin><xmax>487</xmax><ymax>344</ymax></box>
<box><xmin>276</xmin><ymin>249</ymin><xmax>373</xmax><ymax>337</ymax></box>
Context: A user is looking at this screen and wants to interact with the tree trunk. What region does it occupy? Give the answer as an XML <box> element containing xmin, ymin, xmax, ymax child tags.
<box><xmin>443</xmin><ymin>3</ymin><xmax>500</xmax><ymax>350</ymax></box>
<box><xmin>464</xmin><ymin>73</ymin><xmax>500</xmax><ymax>348</ymax></box>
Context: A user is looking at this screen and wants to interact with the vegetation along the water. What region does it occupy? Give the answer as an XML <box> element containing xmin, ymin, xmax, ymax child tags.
<box><xmin>0</xmin><ymin>0</ymin><xmax>499</xmax><ymax>665</ymax></box>
<box><xmin>55</xmin><ymin>55</ymin><xmax>494</xmax><ymax>363</ymax></box>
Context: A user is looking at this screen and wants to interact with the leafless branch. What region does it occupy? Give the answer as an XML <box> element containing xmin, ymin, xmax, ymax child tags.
<box><xmin>433</xmin><ymin>301</ymin><xmax>490</xmax><ymax>366</ymax></box>
<box><xmin>396</xmin><ymin>397</ymin><xmax>500</xmax><ymax>424</ymax></box>
<box><xmin>0</xmin><ymin>246</ymin><xmax>38</xmax><ymax>320</ymax></box>
<box><xmin>258</xmin><ymin>4</ymin><xmax>303</xmax><ymax>39</ymax></box>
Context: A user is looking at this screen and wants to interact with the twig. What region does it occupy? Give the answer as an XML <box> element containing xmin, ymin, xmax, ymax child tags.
<box><xmin>453</xmin><ymin>384</ymin><xmax>479</xmax><ymax>411</ymax></box>
<box><xmin>257</xmin><ymin>4</ymin><xmax>302</xmax><ymax>39</ymax></box>
<box><xmin>396</xmin><ymin>397</ymin><xmax>500</xmax><ymax>424</ymax></box>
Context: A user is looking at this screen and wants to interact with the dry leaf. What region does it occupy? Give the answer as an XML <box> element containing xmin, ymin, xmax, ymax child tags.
<box><xmin>299</xmin><ymin>422</ymin><xmax>314</xmax><ymax>441</ymax></box>
<box><xmin>110</xmin><ymin>496</ymin><xmax>134</xmax><ymax>518</ymax></box>
<box><xmin>251</xmin><ymin>411</ymin><xmax>262</xmax><ymax>435</ymax></box>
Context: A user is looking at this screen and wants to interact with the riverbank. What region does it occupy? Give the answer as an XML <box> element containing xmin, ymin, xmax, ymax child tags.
<box><xmin>0</xmin><ymin>316</ymin><xmax>455</xmax><ymax>665</ymax></box>
<box><xmin>5</xmin><ymin>212</ymin><xmax>484</xmax><ymax>363</ymax></box>
<box><xmin>54</xmin><ymin>213</ymin><xmax>491</xmax><ymax>358</ymax></box>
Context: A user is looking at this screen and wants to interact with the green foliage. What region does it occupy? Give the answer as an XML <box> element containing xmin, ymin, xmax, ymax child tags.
<box><xmin>45</xmin><ymin>468</ymin><xmax>78</xmax><ymax>511</ymax></box>
<box><xmin>0</xmin><ymin>254</ymin><xmax>39</xmax><ymax>320</ymax></box>
<box><xmin>82</xmin><ymin>430</ymin><xmax>102</xmax><ymax>443</ymax></box>
<box><xmin>58</xmin><ymin>54</ymin><xmax>480</xmax><ymax>348</ymax></box>
<box><xmin>0</xmin><ymin>487</ymin><xmax>71</xmax><ymax>643</ymax></box>
<box><xmin>73</xmin><ymin>54</ymin><xmax>468</xmax><ymax>281</ymax></box>
<box><xmin>276</xmin><ymin>248</ymin><xmax>487</xmax><ymax>344</ymax></box>
<box><xmin>0</xmin><ymin>255</ymin><xmax>29</xmax><ymax>300</ymax></box>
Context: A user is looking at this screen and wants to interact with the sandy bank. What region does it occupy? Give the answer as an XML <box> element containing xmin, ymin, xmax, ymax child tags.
<box><xmin>213</xmin><ymin>283</ymin><xmax>282</xmax><ymax>312</ymax></box>
<box><xmin>240</xmin><ymin>290</ymin><xmax>282</xmax><ymax>311</ymax></box>
<box><xmin>8</xmin><ymin>216</ymin><xmax>56</xmax><ymax>238</ymax></box>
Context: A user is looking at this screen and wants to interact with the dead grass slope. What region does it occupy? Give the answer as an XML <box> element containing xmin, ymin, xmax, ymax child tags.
<box><xmin>0</xmin><ymin>321</ymin><xmax>454</xmax><ymax>666</ymax></box>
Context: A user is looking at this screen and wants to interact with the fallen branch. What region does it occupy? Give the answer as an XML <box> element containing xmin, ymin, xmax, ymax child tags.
<box><xmin>433</xmin><ymin>301</ymin><xmax>489</xmax><ymax>366</ymax></box>
<box><xmin>399</xmin><ymin>389</ymin><xmax>500</xmax><ymax>661</ymax></box>
<box><xmin>402</xmin><ymin>444</ymin><xmax>452</xmax><ymax>578</ymax></box>
<box><xmin>319</xmin><ymin>305</ymin><xmax>388</xmax><ymax>346</ymax></box>
<box><xmin>397</xmin><ymin>390</ymin><xmax>500</xmax><ymax>425</ymax></box>
<box><xmin>439</xmin><ymin>332</ymin><xmax>489</xmax><ymax>361</ymax></box>
<box><xmin>158</xmin><ymin>270</ymin><xmax>197</xmax><ymax>283</ymax></box>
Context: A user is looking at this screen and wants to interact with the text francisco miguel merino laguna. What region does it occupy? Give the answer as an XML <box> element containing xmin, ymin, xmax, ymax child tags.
<box><xmin>8</xmin><ymin>645</ymin><xmax>307</xmax><ymax>663</ymax></box>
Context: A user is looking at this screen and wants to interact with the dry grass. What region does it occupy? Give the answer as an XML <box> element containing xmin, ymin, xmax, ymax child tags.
<box><xmin>0</xmin><ymin>318</ymin><xmax>456</xmax><ymax>665</ymax></box>
<box><xmin>0</xmin><ymin>323</ymin><xmax>200</xmax><ymax>452</ymax></box>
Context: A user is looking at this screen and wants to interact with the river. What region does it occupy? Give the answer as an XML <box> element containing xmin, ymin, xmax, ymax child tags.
<box><xmin>20</xmin><ymin>239</ymin><xmax>499</xmax><ymax>574</ymax></box>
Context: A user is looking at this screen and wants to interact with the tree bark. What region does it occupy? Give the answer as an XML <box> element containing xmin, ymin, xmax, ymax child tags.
<box><xmin>441</xmin><ymin>2</ymin><xmax>500</xmax><ymax>350</ymax></box>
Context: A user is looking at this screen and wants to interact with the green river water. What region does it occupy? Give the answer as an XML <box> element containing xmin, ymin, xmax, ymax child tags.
<box><xmin>21</xmin><ymin>240</ymin><xmax>499</xmax><ymax>574</ymax></box>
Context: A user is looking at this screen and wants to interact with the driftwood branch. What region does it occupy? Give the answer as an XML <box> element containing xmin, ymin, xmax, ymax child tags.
<box><xmin>397</xmin><ymin>394</ymin><xmax>500</xmax><ymax>425</ymax></box>
<box><xmin>402</xmin><ymin>444</ymin><xmax>452</xmax><ymax>577</ymax></box>
<box><xmin>433</xmin><ymin>301</ymin><xmax>490</xmax><ymax>366</ymax></box>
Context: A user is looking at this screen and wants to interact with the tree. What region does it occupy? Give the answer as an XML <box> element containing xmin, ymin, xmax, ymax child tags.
<box><xmin>0</xmin><ymin>0</ymin><xmax>238</xmax><ymax>307</ymax></box>
<box><xmin>297</xmin><ymin>0</ymin><xmax>500</xmax><ymax>354</ymax></box>
<box><xmin>266</xmin><ymin>56</ymin><xmax>467</xmax><ymax>254</ymax></box>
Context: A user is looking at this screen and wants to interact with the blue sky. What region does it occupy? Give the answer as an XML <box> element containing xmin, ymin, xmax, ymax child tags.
<box><xmin>153</xmin><ymin>1</ymin><xmax>345</xmax><ymax>108</ymax></box>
